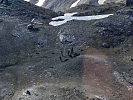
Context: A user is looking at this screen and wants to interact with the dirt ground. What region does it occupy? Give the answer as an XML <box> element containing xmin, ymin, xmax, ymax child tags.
<box><xmin>7</xmin><ymin>47</ymin><xmax>133</xmax><ymax>100</ymax></box>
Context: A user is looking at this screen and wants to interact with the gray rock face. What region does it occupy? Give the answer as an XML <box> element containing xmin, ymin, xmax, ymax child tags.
<box><xmin>30</xmin><ymin>0</ymin><xmax>38</xmax><ymax>4</ymax></box>
<box><xmin>89</xmin><ymin>0</ymin><xmax>99</xmax><ymax>5</ymax></box>
<box><xmin>104</xmin><ymin>0</ymin><xmax>126</xmax><ymax>4</ymax></box>
<box><xmin>27</xmin><ymin>0</ymin><xmax>99</xmax><ymax>12</ymax></box>
<box><xmin>27</xmin><ymin>0</ymin><xmax>127</xmax><ymax>12</ymax></box>
<box><xmin>0</xmin><ymin>0</ymin><xmax>57</xmax><ymax>69</ymax></box>
<box><xmin>43</xmin><ymin>0</ymin><xmax>78</xmax><ymax>11</ymax></box>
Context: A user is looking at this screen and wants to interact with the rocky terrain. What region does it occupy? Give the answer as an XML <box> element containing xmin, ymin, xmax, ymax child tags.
<box><xmin>105</xmin><ymin>0</ymin><xmax>126</xmax><ymax>4</ymax></box>
<box><xmin>26</xmin><ymin>0</ymin><xmax>99</xmax><ymax>12</ymax></box>
<box><xmin>26</xmin><ymin>0</ymin><xmax>127</xmax><ymax>12</ymax></box>
<box><xmin>1</xmin><ymin>0</ymin><xmax>133</xmax><ymax>100</ymax></box>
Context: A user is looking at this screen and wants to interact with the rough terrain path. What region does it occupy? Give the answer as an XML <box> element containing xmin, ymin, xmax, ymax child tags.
<box><xmin>82</xmin><ymin>48</ymin><xmax>133</xmax><ymax>100</ymax></box>
<box><xmin>10</xmin><ymin>48</ymin><xmax>133</xmax><ymax>100</ymax></box>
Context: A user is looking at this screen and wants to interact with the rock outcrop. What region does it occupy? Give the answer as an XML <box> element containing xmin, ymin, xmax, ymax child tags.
<box><xmin>25</xmin><ymin>0</ymin><xmax>99</xmax><ymax>12</ymax></box>
<box><xmin>104</xmin><ymin>0</ymin><xmax>126</xmax><ymax>4</ymax></box>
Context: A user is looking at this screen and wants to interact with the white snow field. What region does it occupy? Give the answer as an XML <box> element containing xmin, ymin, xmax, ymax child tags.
<box><xmin>24</xmin><ymin>0</ymin><xmax>30</xmax><ymax>2</ymax></box>
<box><xmin>49</xmin><ymin>12</ymin><xmax>113</xmax><ymax>26</ymax></box>
<box><xmin>98</xmin><ymin>0</ymin><xmax>106</xmax><ymax>4</ymax></box>
<box><xmin>35</xmin><ymin>0</ymin><xmax>46</xmax><ymax>7</ymax></box>
<box><xmin>70</xmin><ymin>0</ymin><xmax>81</xmax><ymax>8</ymax></box>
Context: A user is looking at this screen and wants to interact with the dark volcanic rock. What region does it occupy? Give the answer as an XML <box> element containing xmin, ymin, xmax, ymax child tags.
<box><xmin>0</xmin><ymin>0</ymin><xmax>58</xmax><ymax>69</ymax></box>
<box><xmin>69</xmin><ymin>4</ymin><xmax>123</xmax><ymax>16</ymax></box>
<box><xmin>94</xmin><ymin>13</ymin><xmax>133</xmax><ymax>47</ymax></box>
<box><xmin>28</xmin><ymin>0</ymin><xmax>100</xmax><ymax>12</ymax></box>
<box><xmin>117</xmin><ymin>8</ymin><xmax>133</xmax><ymax>15</ymax></box>
<box><xmin>1</xmin><ymin>2</ymin><xmax>133</xmax><ymax>100</ymax></box>
<box><xmin>0</xmin><ymin>0</ymin><xmax>57</xmax><ymax>20</ymax></box>
<box><xmin>37</xmin><ymin>36</ymin><xmax>47</xmax><ymax>47</ymax></box>
<box><xmin>102</xmin><ymin>42</ymin><xmax>110</xmax><ymax>48</ymax></box>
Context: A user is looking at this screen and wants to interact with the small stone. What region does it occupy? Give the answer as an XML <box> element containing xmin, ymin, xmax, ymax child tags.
<box><xmin>0</xmin><ymin>19</ymin><xmax>3</xmax><ymax>23</ymax></box>
<box><xmin>26</xmin><ymin>91</ymin><xmax>31</xmax><ymax>95</ymax></box>
<box><xmin>37</xmin><ymin>37</ymin><xmax>47</xmax><ymax>47</ymax></box>
<box><xmin>131</xmin><ymin>58</ymin><xmax>133</xmax><ymax>61</ymax></box>
<box><xmin>102</xmin><ymin>42</ymin><xmax>110</xmax><ymax>48</ymax></box>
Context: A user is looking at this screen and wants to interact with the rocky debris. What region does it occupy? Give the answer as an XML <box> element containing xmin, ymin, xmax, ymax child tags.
<box><xmin>1</xmin><ymin>1</ymin><xmax>133</xmax><ymax>100</ymax></box>
<box><xmin>113</xmin><ymin>71</ymin><xmax>133</xmax><ymax>86</ymax></box>
<box><xmin>0</xmin><ymin>81</ymin><xmax>14</xmax><ymax>99</ymax></box>
<box><xmin>0</xmin><ymin>0</ymin><xmax>57</xmax><ymax>20</ymax></box>
<box><xmin>89</xmin><ymin>0</ymin><xmax>99</xmax><ymax>5</ymax></box>
<box><xmin>94</xmin><ymin>13</ymin><xmax>133</xmax><ymax>47</ymax></box>
<box><xmin>31</xmin><ymin>0</ymin><xmax>101</xmax><ymax>12</ymax></box>
<box><xmin>56</xmin><ymin>11</ymin><xmax>65</xmax><ymax>16</ymax></box>
<box><xmin>0</xmin><ymin>0</ymin><xmax>59</xmax><ymax>69</ymax></box>
<box><xmin>37</xmin><ymin>36</ymin><xmax>47</xmax><ymax>47</ymax></box>
<box><xmin>12</xmin><ymin>85</ymin><xmax>104</xmax><ymax>100</ymax></box>
<box><xmin>28</xmin><ymin>0</ymin><xmax>126</xmax><ymax>12</ymax></box>
<box><xmin>117</xmin><ymin>8</ymin><xmax>133</xmax><ymax>15</ymax></box>
<box><xmin>69</xmin><ymin>4</ymin><xmax>123</xmax><ymax>16</ymax></box>
<box><xmin>104</xmin><ymin>0</ymin><xmax>126</xmax><ymax>4</ymax></box>
<box><xmin>53</xmin><ymin>18</ymin><xmax>65</xmax><ymax>21</ymax></box>
<box><xmin>29</xmin><ymin>0</ymin><xmax>38</xmax><ymax>4</ymax></box>
<box><xmin>129</xmin><ymin>16</ymin><xmax>133</xmax><ymax>21</ymax></box>
<box><xmin>121</xmin><ymin>72</ymin><xmax>133</xmax><ymax>85</ymax></box>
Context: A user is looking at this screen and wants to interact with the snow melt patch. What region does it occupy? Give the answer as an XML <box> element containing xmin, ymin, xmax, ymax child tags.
<box><xmin>24</xmin><ymin>0</ymin><xmax>30</xmax><ymax>2</ymax></box>
<box><xmin>98</xmin><ymin>0</ymin><xmax>106</xmax><ymax>4</ymax></box>
<box><xmin>49</xmin><ymin>12</ymin><xmax>113</xmax><ymax>26</ymax></box>
<box><xmin>70</xmin><ymin>0</ymin><xmax>81</xmax><ymax>8</ymax></box>
<box><xmin>35</xmin><ymin>0</ymin><xmax>46</xmax><ymax>7</ymax></box>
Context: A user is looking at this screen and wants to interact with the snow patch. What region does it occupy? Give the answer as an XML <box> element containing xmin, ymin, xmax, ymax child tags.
<box><xmin>24</xmin><ymin>0</ymin><xmax>30</xmax><ymax>2</ymax></box>
<box><xmin>49</xmin><ymin>12</ymin><xmax>113</xmax><ymax>26</ymax></box>
<box><xmin>70</xmin><ymin>0</ymin><xmax>81</xmax><ymax>8</ymax></box>
<box><xmin>35</xmin><ymin>0</ymin><xmax>46</xmax><ymax>7</ymax></box>
<box><xmin>98</xmin><ymin>0</ymin><xmax>106</xmax><ymax>4</ymax></box>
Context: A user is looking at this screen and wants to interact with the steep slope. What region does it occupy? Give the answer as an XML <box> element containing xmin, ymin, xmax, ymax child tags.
<box><xmin>105</xmin><ymin>0</ymin><xmax>125</xmax><ymax>4</ymax></box>
<box><xmin>25</xmin><ymin>0</ymin><xmax>126</xmax><ymax>12</ymax></box>
<box><xmin>0</xmin><ymin>0</ymin><xmax>57</xmax><ymax>69</ymax></box>
<box><xmin>25</xmin><ymin>0</ymin><xmax>99</xmax><ymax>12</ymax></box>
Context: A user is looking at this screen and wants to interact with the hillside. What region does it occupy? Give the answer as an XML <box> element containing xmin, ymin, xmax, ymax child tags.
<box><xmin>26</xmin><ymin>0</ymin><xmax>126</xmax><ymax>12</ymax></box>
<box><xmin>1</xmin><ymin>0</ymin><xmax>133</xmax><ymax>100</ymax></box>
<box><xmin>26</xmin><ymin>0</ymin><xmax>99</xmax><ymax>12</ymax></box>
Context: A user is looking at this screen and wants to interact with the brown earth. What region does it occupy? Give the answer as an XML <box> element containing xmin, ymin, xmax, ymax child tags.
<box><xmin>82</xmin><ymin>48</ymin><xmax>133</xmax><ymax>100</ymax></box>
